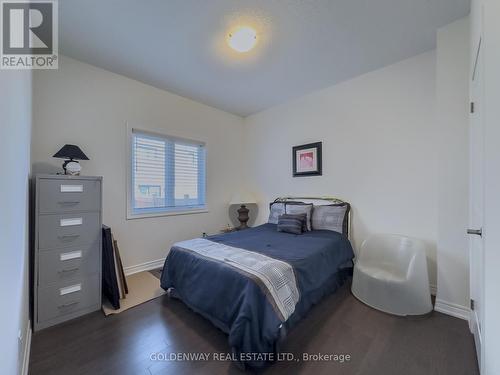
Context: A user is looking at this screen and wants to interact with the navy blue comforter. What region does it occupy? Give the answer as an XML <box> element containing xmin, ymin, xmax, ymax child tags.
<box><xmin>160</xmin><ymin>224</ymin><xmax>354</xmax><ymax>367</ymax></box>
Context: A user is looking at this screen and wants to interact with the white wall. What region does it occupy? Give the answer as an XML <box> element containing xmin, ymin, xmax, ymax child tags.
<box><xmin>32</xmin><ymin>56</ymin><xmax>244</xmax><ymax>269</ymax></box>
<box><xmin>435</xmin><ymin>18</ymin><xmax>471</xmax><ymax>316</ymax></box>
<box><xmin>0</xmin><ymin>70</ymin><xmax>32</xmax><ymax>375</ymax></box>
<box><xmin>243</xmin><ymin>51</ymin><xmax>439</xmax><ymax>287</ymax></box>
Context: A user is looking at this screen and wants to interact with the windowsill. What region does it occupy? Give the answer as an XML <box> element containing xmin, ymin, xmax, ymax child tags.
<box><xmin>126</xmin><ymin>208</ymin><xmax>209</xmax><ymax>220</ymax></box>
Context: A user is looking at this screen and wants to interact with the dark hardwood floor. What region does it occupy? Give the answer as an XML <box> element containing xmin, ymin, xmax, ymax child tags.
<box><xmin>29</xmin><ymin>282</ymin><xmax>478</xmax><ymax>375</ymax></box>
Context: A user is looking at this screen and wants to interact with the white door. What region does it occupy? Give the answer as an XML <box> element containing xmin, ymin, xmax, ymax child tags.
<box><xmin>469</xmin><ymin>36</ymin><xmax>484</xmax><ymax>371</ymax></box>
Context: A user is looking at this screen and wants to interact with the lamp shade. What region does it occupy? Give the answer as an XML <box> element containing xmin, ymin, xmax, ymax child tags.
<box><xmin>230</xmin><ymin>192</ymin><xmax>257</xmax><ymax>205</ymax></box>
<box><xmin>53</xmin><ymin>144</ymin><xmax>89</xmax><ymax>160</ymax></box>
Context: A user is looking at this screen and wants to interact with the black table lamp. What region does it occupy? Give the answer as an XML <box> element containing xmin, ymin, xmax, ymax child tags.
<box><xmin>230</xmin><ymin>192</ymin><xmax>257</xmax><ymax>230</ymax></box>
<box><xmin>53</xmin><ymin>144</ymin><xmax>89</xmax><ymax>175</ymax></box>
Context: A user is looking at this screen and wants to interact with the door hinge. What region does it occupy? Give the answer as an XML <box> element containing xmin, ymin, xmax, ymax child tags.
<box><xmin>470</xmin><ymin>102</ymin><xmax>475</xmax><ymax>114</ymax></box>
<box><xmin>470</xmin><ymin>299</ymin><xmax>475</xmax><ymax>311</ymax></box>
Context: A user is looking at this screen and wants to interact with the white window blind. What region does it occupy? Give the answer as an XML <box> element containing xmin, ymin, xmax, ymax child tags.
<box><xmin>130</xmin><ymin>130</ymin><xmax>206</xmax><ymax>217</ymax></box>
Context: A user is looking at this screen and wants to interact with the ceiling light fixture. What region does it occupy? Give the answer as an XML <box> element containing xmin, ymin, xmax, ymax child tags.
<box><xmin>228</xmin><ymin>27</ymin><xmax>257</xmax><ymax>53</ymax></box>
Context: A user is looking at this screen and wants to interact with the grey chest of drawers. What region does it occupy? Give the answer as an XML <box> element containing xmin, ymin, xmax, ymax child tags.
<box><xmin>33</xmin><ymin>174</ymin><xmax>102</xmax><ymax>331</ymax></box>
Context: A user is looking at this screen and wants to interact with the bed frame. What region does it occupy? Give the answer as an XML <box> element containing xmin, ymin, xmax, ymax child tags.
<box><xmin>273</xmin><ymin>196</ymin><xmax>352</xmax><ymax>239</ymax></box>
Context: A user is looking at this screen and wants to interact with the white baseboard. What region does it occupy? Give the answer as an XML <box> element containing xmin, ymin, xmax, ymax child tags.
<box><xmin>429</xmin><ymin>283</ymin><xmax>437</xmax><ymax>296</ymax></box>
<box><xmin>434</xmin><ymin>298</ymin><xmax>470</xmax><ymax>321</ymax></box>
<box><xmin>123</xmin><ymin>258</ymin><xmax>165</xmax><ymax>276</ymax></box>
<box><xmin>21</xmin><ymin>321</ymin><xmax>32</xmax><ymax>375</ymax></box>
<box><xmin>125</xmin><ymin>261</ymin><xmax>438</xmax><ymax>292</ymax></box>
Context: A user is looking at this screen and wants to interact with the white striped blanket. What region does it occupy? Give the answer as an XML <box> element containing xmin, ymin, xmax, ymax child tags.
<box><xmin>174</xmin><ymin>238</ymin><xmax>300</xmax><ymax>321</ymax></box>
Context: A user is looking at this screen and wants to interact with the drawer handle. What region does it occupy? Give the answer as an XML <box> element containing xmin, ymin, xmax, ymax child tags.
<box><xmin>60</xmin><ymin>250</ymin><xmax>82</xmax><ymax>261</ymax></box>
<box><xmin>58</xmin><ymin>267</ymin><xmax>79</xmax><ymax>274</ymax></box>
<box><xmin>60</xmin><ymin>185</ymin><xmax>83</xmax><ymax>193</ymax></box>
<box><xmin>58</xmin><ymin>201</ymin><xmax>80</xmax><ymax>205</ymax></box>
<box><xmin>60</xmin><ymin>283</ymin><xmax>82</xmax><ymax>295</ymax></box>
<box><xmin>57</xmin><ymin>302</ymin><xmax>79</xmax><ymax>309</ymax></box>
<box><xmin>58</xmin><ymin>234</ymin><xmax>80</xmax><ymax>240</ymax></box>
<box><xmin>60</xmin><ymin>218</ymin><xmax>83</xmax><ymax>227</ymax></box>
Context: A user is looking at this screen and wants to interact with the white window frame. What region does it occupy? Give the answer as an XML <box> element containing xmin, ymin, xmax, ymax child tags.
<box><xmin>126</xmin><ymin>126</ymin><xmax>208</xmax><ymax>220</ymax></box>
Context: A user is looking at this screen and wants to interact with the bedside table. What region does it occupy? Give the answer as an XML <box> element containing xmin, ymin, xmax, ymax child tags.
<box><xmin>220</xmin><ymin>226</ymin><xmax>237</xmax><ymax>234</ymax></box>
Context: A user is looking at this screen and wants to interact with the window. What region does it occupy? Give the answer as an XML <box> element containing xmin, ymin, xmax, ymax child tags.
<box><xmin>128</xmin><ymin>129</ymin><xmax>206</xmax><ymax>218</ymax></box>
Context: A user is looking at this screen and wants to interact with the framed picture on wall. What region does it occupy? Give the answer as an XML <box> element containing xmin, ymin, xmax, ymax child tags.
<box><xmin>292</xmin><ymin>142</ymin><xmax>322</xmax><ymax>177</ymax></box>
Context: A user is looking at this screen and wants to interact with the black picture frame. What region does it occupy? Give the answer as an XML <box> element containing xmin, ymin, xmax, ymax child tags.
<box><xmin>292</xmin><ymin>142</ymin><xmax>322</xmax><ymax>177</ymax></box>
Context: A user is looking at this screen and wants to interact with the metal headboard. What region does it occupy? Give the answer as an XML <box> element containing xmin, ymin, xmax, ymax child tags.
<box><xmin>274</xmin><ymin>196</ymin><xmax>352</xmax><ymax>239</ymax></box>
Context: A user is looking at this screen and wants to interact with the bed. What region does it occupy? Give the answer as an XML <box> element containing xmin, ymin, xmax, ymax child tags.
<box><xmin>160</xmin><ymin>197</ymin><xmax>354</xmax><ymax>368</ymax></box>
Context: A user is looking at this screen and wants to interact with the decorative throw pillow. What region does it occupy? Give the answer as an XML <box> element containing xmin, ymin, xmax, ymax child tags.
<box><xmin>311</xmin><ymin>204</ymin><xmax>349</xmax><ymax>234</ymax></box>
<box><xmin>277</xmin><ymin>214</ymin><xmax>306</xmax><ymax>235</ymax></box>
<box><xmin>284</xmin><ymin>213</ymin><xmax>307</xmax><ymax>232</ymax></box>
<box><xmin>268</xmin><ymin>202</ymin><xmax>286</xmax><ymax>224</ymax></box>
<box><xmin>285</xmin><ymin>203</ymin><xmax>313</xmax><ymax>231</ymax></box>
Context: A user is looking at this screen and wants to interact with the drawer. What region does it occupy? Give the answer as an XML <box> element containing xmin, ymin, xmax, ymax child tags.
<box><xmin>37</xmin><ymin>275</ymin><xmax>100</xmax><ymax>323</ymax></box>
<box><xmin>38</xmin><ymin>245</ymin><xmax>100</xmax><ymax>286</ymax></box>
<box><xmin>38</xmin><ymin>212</ymin><xmax>100</xmax><ymax>250</ymax></box>
<box><xmin>38</xmin><ymin>179</ymin><xmax>101</xmax><ymax>214</ymax></box>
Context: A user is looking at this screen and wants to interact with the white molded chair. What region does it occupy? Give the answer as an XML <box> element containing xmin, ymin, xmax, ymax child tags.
<box><xmin>351</xmin><ymin>234</ymin><xmax>432</xmax><ymax>316</ymax></box>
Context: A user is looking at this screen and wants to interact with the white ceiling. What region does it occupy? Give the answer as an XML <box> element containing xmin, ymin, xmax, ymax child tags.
<box><xmin>60</xmin><ymin>0</ymin><xmax>470</xmax><ymax>117</ymax></box>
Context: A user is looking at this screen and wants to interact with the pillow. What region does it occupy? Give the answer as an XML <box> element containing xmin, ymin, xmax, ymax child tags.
<box><xmin>285</xmin><ymin>203</ymin><xmax>313</xmax><ymax>231</ymax></box>
<box><xmin>277</xmin><ymin>214</ymin><xmax>305</xmax><ymax>235</ymax></box>
<box><xmin>311</xmin><ymin>204</ymin><xmax>349</xmax><ymax>234</ymax></box>
<box><xmin>268</xmin><ymin>202</ymin><xmax>286</xmax><ymax>224</ymax></box>
<box><xmin>284</xmin><ymin>213</ymin><xmax>307</xmax><ymax>232</ymax></box>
